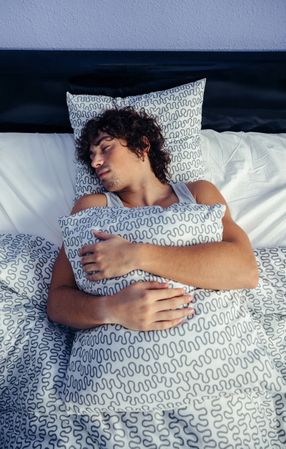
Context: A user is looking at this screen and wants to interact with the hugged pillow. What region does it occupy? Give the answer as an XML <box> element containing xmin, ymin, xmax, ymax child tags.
<box><xmin>67</xmin><ymin>78</ymin><xmax>207</xmax><ymax>200</ymax></box>
<box><xmin>59</xmin><ymin>201</ymin><xmax>225</xmax><ymax>296</ymax></box>
<box><xmin>58</xmin><ymin>201</ymin><xmax>225</xmax><ymax>414</ymax></box>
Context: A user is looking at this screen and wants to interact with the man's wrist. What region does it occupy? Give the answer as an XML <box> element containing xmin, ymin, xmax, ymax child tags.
<box><xmin>92</xmin><ymin>294</ymin><xmax>115</xmax><ymax>325</ymax></box>
<box><xmin>132</xmin><ymin>242</ymin><xmax>149</xmax><ymax>271</ymax></box>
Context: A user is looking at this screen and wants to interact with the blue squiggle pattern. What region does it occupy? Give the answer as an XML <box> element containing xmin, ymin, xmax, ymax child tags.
<box><xmin>0</xmin><ymin>234</ymin><xmax>286</xmax><ymax>446</ymax></box>
<box><xmin>58</xmin><ymin>206</ymin><xmax>286</xmax><ymax>418</ymax></box>
<box><xmin>66</xmin><ymin>79</ymin><xmax>206</xmax><ymax>200</ymax></box>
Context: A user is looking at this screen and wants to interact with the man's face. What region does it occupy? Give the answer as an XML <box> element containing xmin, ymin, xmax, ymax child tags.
<box><xmin>89</xmin><ymin>132</ymin><xmax>142</xmax><ymax>191</ymax></box>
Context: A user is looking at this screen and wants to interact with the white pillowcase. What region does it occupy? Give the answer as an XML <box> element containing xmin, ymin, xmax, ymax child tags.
<box><xmin>201</xmin><ymin>129</ymin><xmax>286</xmax><ymax>248</ymax></box>
<box><xmin>67</xmin><ymin>78</ymin><xmax>207</xmax><ymax>200</ymax></box>
<box><xmin>58</xmin><ymin>201</ymin><xmax>225</xmax><ymax>413</ymax></box>
<box><xmin>0</xmin><ymin>133</ymin><xmax>76</xmax><ymax>247</ymax></box>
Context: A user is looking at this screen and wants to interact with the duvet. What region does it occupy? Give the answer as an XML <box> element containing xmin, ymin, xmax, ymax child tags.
<box><xmin>0</xmin><ymin>233</ymin><xmax>286</xmax><ymax>449</ymax></box>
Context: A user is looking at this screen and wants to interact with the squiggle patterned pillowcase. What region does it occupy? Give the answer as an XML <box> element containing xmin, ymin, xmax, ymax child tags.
<box><xmin>58</xmin><ymin>202</ymin><xmax>226</xmax><ymax>413</ymax></box>
<box><xmin>66</xmin><ymin>78</ymin><xmax>207</xmax><ymax>200</ymax></box>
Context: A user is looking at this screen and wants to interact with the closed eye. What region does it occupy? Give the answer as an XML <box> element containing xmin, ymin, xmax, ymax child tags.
<box><xmin>89</xmin><ymin>136</ymin><xmax>114</xmax><ymax>159</ymax></box>
<box><xmin>89</xmin><ymin>146</ymin><xmax>111</xmax><ymax>160</ymax></box>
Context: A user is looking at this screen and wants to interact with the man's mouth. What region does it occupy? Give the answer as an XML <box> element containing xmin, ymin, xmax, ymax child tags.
<box><xmin>97</xmin><ymin>169</ymin><xmax>110</xmax><ymax>179</ymax></box>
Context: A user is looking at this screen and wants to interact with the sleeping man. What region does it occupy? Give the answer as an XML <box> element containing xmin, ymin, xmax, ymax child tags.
<box><xmin>47</xmin><ymin>106</ymin><xmax>258</xmax><ymax>330</ymax></box>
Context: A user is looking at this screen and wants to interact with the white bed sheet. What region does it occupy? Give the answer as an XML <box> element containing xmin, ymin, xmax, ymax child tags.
<box><xmin>0</xmin><ymin>130</ymin><xmax>285</xmax><ymax>248</ymax></box>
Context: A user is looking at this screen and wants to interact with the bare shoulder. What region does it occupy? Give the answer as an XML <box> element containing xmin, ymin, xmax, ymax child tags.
<box><xmin>71</xmin><ymin>193</ymin><xmax>107</xmax><ymax>215</ymax></box>
<box><xmin>186</xmin><ymin>180</ymin><xmax>227</xmax><ymax>206</ymax></box>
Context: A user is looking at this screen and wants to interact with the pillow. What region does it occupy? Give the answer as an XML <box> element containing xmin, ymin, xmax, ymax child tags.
<box><xmin>58</xmin><ymin>201</ymin><xmax>226</xmax><ymax>414</ymax></box>
<box><xmin>200</xmin><ymin>129</ymin><xmax>286</xmax><ymax>248</ymax></box>
<box><xmin>0</xmin><ymin>133</ymin><xmax>75</xmax><ymax>246</ymax></box>
<box><xmin>59</xmin><ymin>201</ymin><xmax>224</xmax><ymax>296</ymax></box>
<box><xmin>66</xmin><ymin>78</ymin><xmax>207</xmax><ymax>200</ymax></box>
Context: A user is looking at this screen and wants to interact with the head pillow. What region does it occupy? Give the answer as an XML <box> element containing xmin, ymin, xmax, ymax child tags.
<box><xmin>67</xmin><ymin>78</ymin><xmax>207</xmax><ymax>200</ymax></box>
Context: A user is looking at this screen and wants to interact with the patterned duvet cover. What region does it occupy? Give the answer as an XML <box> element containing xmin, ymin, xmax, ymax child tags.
<box><xmin>0</xmin><ymin>233</ymin><xmax>286</xmax><ymax>449</ymax></box>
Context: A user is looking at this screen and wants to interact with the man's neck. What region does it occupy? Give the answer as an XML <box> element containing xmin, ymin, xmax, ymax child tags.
<box><xmin>116</xmin><ymin>178</ymin><xmax>176</xmax><ymax>208</ymax></box>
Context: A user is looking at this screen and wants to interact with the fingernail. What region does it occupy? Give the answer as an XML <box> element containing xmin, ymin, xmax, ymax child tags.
<box><xmin>177</xmin><ymin>319</ymin><xmax>187</xmax><ymax>325</ymax></box>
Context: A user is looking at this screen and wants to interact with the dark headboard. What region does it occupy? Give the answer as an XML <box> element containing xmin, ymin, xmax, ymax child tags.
<box><xmin>1</xmin><ymin>50</ymin><xmax>286</xmax><ymax>133</ymax></box>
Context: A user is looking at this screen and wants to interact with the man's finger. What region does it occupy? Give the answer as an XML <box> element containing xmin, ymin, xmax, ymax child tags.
<box><xmin>79</xmin><ymin>245</ymin><xmax>95</xmax><ymax>256</ymax></box>
<box><xmin>93</xmin><ymin>230</ymin><xmax>113</xmax><ymax>240</ymax></box>
<box><xmin>153</xmin><ymin>288</ymin><xmax>186</xmax><ymax>300</ymax></box>
<box><xmin>137</xmin><ymin>281</ymin><xmax>169</xmax><ymax>289</ymax></box>
<box><xmin>149</xmin><ymin>317</ymin><xmax>187</xmax><ymax>331</ymax></box>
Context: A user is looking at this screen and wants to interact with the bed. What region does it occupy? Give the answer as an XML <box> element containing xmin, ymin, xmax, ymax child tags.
<box><xmin>0</xmin><ymin>50</ymin><xmax>286</xmax><ymax>449</ymax></box>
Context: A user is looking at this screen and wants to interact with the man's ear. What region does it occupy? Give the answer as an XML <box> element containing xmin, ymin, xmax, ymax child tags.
<box><xmin>142</xmin><ymin>136</ymin><xmax>150</xmax><ymax>154</ymax></box>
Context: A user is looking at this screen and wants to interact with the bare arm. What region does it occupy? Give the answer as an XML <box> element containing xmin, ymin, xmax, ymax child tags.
<box><xmin>47</xmin><ymin>195</ymin><xmax>194</xmax><ymax>330</ymax></box>
<box><xmin>47</xmin><ymin>245</ymin><xmax>109</xmax><ymax>329</ymax></box>
<box><xmin>82</xmin><ymin>182</ymin><xmax>258</xmax><ymax>290</ymax></box>
<box><xmin>48</xmin><ymin>194</ymin><xmax>108</xmax><ymax>329</ymax></box>
<box><xmin>135</xmin><ymin>181</ymin><xmax>258</xmax><ymax>289</ymax></box>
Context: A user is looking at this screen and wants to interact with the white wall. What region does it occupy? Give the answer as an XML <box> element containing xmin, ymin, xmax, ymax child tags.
<box><xmin>0</xmin><ymin>0</ymin><xmax>285</xmax><ymax>50</ymax></box>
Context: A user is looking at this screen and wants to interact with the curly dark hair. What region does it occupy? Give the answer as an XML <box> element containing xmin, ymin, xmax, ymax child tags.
<box><xmin>76</xmin><ymin>106</ymin><xmax>171</xmax><ymax>183</ymax></box>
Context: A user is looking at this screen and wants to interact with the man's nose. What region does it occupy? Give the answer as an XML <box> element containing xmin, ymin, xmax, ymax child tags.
<box><xmin>91</xmin><ymin>153</ymin><xmax>104</xmax><ymax>168</ymax></box>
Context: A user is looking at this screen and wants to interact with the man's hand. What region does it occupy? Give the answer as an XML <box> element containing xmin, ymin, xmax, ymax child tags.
<box><xmin>80</xmin><ymin>230</ymin><xmax>138</xmax><ymax>279</ymax></box>
<box><xmin>105</xmin><ymin>281</ymin><xmax>195</xmax><ymax>331</ymax></box>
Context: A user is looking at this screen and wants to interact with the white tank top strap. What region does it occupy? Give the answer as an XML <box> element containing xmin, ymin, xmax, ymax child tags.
<box><xmin>104</xmin><ymin>181</ymin><xmax>196</xmax><ymax>207</ymax></box>
<box><xmin>103</xmin><ymin>191</ymin><xmax>124</xmax><ymax>207</ymax></box>
<box><xmin>171</xmin><ymin>181</ymin><xmax>196</xmax><ymax>204</ymax></box>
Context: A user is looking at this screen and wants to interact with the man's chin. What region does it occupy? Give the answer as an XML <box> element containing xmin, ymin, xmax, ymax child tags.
<box><xmin>101</xmin><ymin>179</ymin><xmax>120</xmax><ymax>191</ymax></box>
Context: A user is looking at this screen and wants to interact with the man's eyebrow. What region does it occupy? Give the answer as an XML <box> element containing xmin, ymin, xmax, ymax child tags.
<box><xmin>93</xmin><ymin>136</ymin><xmax>113</xmax><ymax>146</ymax></box>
